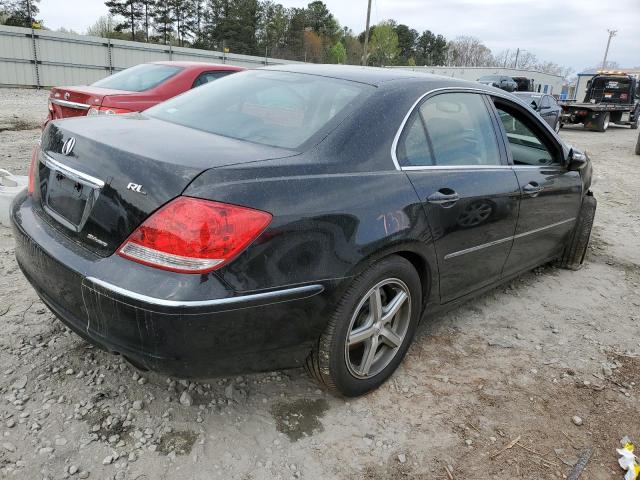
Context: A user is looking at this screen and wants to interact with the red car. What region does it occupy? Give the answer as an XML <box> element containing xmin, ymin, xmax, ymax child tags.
<box><xmin>46</xmin><ymin>61</ymin><xmax>243</xmax><ymax>124</ymax></box>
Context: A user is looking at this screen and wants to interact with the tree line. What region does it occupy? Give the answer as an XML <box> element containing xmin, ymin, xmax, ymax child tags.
<box><xmin>0</xmin><ymin>0</ymin><xmax>572</xmax><ymax>77</ymax></box>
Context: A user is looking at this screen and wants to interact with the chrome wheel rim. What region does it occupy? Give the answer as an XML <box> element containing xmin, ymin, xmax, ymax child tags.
<box><xmin>344</xmin><ymin>278</ymin><xmax>411</xmax><ymax>379</ymax></box>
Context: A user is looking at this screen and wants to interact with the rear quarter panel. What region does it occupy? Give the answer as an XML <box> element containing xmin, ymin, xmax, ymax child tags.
<box><xmin>185</xmin><ymin>162</ymin><xmax>438</xmax><ymax>301</ymax></box>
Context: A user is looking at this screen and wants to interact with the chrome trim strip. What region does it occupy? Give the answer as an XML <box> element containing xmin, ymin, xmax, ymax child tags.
<box><xmin>50</xmin><ymin>98</ymin><xmax>91</xmax><ymax>110</ymax></box>
<box><xmin>401</xmin><ymin>165</ymin><xmax>511</xmax><ymax>171</ymax></box>
<box><xmin>42</xmin><ymin>153</ymin><xmax>105</xmax><ymax>189</ymax></box>
<box><xmin>84</xmin><ymin>277</ymin><xmax>324</xmax><ymax>309</ymax></box>
<box><xmin>513</xmin><ymin>217</ymin><xmax>576</xmax><ymax>240</ymax></box>
<box><xmin>444</xmin><ymin>236</ymin><xmax>513</xmax><ymax>260</ymax></box>
<box><xmin>443</xmin><ymin>217</ymin><xmax>576</xmax><ymax>260</ymax></box>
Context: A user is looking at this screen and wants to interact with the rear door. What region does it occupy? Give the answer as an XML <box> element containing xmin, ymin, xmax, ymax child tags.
<box><xmin>489</xmin><ymin>96</ymin><xmax>582</xmax><ymax>276</ymax></box>
<box><xmin>396</xmin><ymin>91</ymin><xmax>520</xmax><ymax>302</ymax></box>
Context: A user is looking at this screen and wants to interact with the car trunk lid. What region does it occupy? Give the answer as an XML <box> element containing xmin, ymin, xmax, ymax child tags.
<box><xmin>49</xmin><ymin>86</ymin><xmax>127</xmax><ymax>119</ymax></box>
<box><xmin>36</xmin><ymin>114</ymin><xmax>296</xmax><ymax>256</ymax></box>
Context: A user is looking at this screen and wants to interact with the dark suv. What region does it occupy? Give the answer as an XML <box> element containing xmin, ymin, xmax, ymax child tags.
<box><xmin>478</xmin><ymin>75</ymin><xmax>518</xmax><ymax>92</ymax></box>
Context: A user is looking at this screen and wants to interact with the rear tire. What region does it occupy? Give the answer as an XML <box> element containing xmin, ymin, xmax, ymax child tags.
<box><xmin>595</xmin><ymin>112</ymin><xmax>610</xmax><ymax>132</ymax></box>
<box><xmin>306</xmin><ymin>256</ymin><xmax>422</xmax><ymax>397</ymax></box>
<box><xmin>560</xmin><ymin>195</ymin><xmax>597</xmax><ymax>270</ymax></box>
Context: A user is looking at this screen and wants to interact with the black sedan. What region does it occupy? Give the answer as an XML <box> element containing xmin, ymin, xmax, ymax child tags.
<box><xmin>514</xmin><ymin>92</ymin><xmax>563</xmax><ymax>132</ymax></box>
<box><xmin>477</xmin><ymin>75</ymin><xmax>518</xmax><ymax>92</ymax></box>
<box><xmin>12</xmin><ymin>65</ymin><xmax>596</xmax><ymax>397</ymax></box>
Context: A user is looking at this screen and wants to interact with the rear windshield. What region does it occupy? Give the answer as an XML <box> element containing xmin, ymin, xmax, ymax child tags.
<box><xmin>145</xmin><ymin>70</ymin><xmax>372</xmax><ymax>149</ymax></box>
<box><xmin>593</xmin><ymin>77</ymin><xmax>630</xmax><ymax>91</ymax></box>
<box><xmin>92</xmin><ymin>64</ymin><xmax>182</xmax><ymax>92</ymax></box>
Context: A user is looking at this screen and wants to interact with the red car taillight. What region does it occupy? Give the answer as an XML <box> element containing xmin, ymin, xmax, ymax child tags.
<box><xmin>27</xmin><ymin>146</ymin><xmax>38</xmax><ymax>196</ymax></box>
<box><xmin>88</xmin><ymin>107</ymin><xmax>134</xmax><ymax>116</ymax></box>
<box><xmin>117</xmin><ymin>197</ymin><xmax>272</xmax><ymax>273</ymax></box>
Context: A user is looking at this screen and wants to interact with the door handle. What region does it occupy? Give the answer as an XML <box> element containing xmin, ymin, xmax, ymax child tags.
<box><xmin>523</xmin><ymin>182</ymin><xmax>543</xmax><ymax>197</ymax></box>
<box><xmin>427</xmin><ymin>189</ymin><xmax>460</xmax><ymax>207</ymax></box>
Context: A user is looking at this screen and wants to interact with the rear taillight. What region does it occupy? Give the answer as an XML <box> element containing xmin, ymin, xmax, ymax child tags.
<box><xmin>117</xmin><ymin>197</ymin><xmax>272</xmax><ymax>273</ymax></box>
<box><xmin>27</xmin><ymin>146</ymin><xmax>38</xmax><ymax>196</ymax></box>
<box><xmin>87</xmin><ymin>107</ymin><xmax>134</xmax><ymax>116</ymax></box>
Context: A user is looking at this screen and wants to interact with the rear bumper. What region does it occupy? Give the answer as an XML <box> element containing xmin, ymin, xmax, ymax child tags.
<box><xmin>11</xmin><ymin>193</ymin><xmax>336</xmax><ymax>377</ymax></box>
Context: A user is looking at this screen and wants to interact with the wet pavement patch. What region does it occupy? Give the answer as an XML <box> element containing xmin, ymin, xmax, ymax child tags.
<box><xmin>158</xmin><ymin>430</ymin><xmax>198</xmax><ymax>456</ymax></box>
<box><xmin>270</xmin><ymin>398</ymin><xmax>329</xmax><ymax>441</ymax></box>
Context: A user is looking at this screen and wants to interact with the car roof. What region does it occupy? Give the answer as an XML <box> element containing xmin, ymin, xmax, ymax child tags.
<box><xmin>258</xmin><ymin>64</ymin><xmax>463</xmax><ymax>87</ymax></box>
<box><xmin>150</xmin><ymin>61</ymin><xmax>243</xmax><ymax>71</ymax></box>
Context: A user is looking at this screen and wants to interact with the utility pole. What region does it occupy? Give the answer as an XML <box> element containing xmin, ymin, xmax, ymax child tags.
<box><xmin>601</xmin><ymin>29</ymin><xmax>617</xmax><ymax>70</ymax></box>
<box><xmin>361</xmin><ymin>0</ymin><xmax>372</xmax><ymax>66</ymax></box>
<box><xmin>513</xmin><ymin>48</ymin><xmax>520</xmax><ymax>69</ymax></box>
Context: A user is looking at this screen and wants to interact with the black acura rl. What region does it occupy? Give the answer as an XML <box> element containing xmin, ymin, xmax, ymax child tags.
<box><xmin>11</xmin><ymin>65</ymin><xmax>596</xmax><ymax>397</ymax></box>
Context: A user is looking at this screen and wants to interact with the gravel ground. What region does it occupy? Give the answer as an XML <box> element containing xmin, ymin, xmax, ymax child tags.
<box><xmin>1</xmin><ymin>88</ymin><xmax>639</xmax><ymax>480</ymax></box>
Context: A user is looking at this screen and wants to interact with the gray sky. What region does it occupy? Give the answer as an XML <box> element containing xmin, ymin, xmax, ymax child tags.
<box><xmin>40</xmin><ymin>0</ymin><xmax>640</xmax><ymax>72</ymax></box>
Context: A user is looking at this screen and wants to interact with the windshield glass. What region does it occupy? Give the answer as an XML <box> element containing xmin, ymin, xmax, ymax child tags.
<box><xmin>146</xmin><ymin>70</ymin><xmax>372</xmax><ymax>149</ymax></box>
<box><xmin>92</xmin><ymin>64</ymin><xmax>182</xmax><ymax>92</ymax></box>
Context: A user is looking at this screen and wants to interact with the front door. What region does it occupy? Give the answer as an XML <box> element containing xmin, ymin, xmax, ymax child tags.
<box><xmin>490</xmin><ymin>97</ymin><xmax>583</xmax><ymax>276</ymax></box>
<box><xmin>395</xmin><ymin>91</ymin><xmax>520</xmax><ymax>302</ymax></box>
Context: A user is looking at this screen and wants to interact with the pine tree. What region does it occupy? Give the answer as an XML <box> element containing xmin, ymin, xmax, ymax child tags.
<box><xmin>105</xmin><ymin>0</ymin><xmax>142</xmax><ymax>40</ymax></box>
<box><xmin>2</xmin><ymin>0</ymin><xmax>41</xmax><ymax>27</ymax></box>
<box><xmin>139</xmin><ymin>0</ymin><xmax>156</xmax><ymax>42</ymax></box>
<box><xmin>152</xmin><ymin>0</ymin><xmax>173</xmax><ymax>44</ymax></box>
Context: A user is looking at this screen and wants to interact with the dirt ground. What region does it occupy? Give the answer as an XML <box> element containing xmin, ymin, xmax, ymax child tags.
<box><xmin>1</xmin><ymin>88</ymin><xmax>639</xmax><ymax>480</ymax></box>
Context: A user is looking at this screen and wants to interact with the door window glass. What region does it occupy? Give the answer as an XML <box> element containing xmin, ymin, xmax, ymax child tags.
<box><xmin>397</xmin><ymin>93</ymin><xmax>501</xmax><ymax>167</ymax></box>
<box><xmin>540</xmin><ymin>96</ymin><xmax>551</xmax><ymax>108</ymax></box>
<box><xmin>192</xmin><ymin>71</ymin><xmax>234</xmax><ymax>88</ymax></box>
<box><xmin>495</xmin><ymin>103</ymin><xmax>560</xmax><ymax>166</ymax></box>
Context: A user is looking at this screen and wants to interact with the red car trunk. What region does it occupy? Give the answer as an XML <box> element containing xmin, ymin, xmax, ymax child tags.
<box><xmin>49</xmin><ymin>86</ymin><xmax>125</xmax><ymax>119</ymax></box>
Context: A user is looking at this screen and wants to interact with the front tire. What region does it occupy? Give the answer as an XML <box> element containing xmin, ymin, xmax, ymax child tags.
<box><xmin>560</xmin><ymin>195</ymin><xmax>597</xmax><ymax>270</ymax></box>
<box><xmin>306</xmin><ymin>256</ymin><xmax>422</xmax><ymax>397</ymax></box>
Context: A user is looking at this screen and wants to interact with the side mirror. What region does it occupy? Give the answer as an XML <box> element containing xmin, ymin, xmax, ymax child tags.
<box><xmin>567</xmin><ymin>149</ymin><xmax>588</xmax><ymax>171</ymax></box>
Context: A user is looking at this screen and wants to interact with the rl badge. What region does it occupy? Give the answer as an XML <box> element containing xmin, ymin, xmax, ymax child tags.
<box><xmin>126</xmin><ymin>182</ymin><xmax>146</xmax><ymax>195</ymax></box>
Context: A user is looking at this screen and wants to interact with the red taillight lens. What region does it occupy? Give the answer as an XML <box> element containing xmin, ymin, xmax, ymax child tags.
<box><xmin>27</xmin><ymin>146</ymin><xmax>38</xmax><ymax>196</ymax></box>
<box><xmin>100</xmin><ymin>107</ymin><xmax>134</xmax><ymax>115</ymax></box>
<box><xmin>117</xmin><ymin>197</ymin><xmax>272</xmax><ymax>273</ymax></box>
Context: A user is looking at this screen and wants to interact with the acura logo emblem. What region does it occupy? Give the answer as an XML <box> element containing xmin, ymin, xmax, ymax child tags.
<box><xmin>61</xmin><ymin>137</ymin><xmax>76</xmax><ymax>156</ymax></box>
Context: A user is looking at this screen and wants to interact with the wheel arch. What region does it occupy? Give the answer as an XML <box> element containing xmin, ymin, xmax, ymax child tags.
<box><xmin>346</xmin><ymin>242</ymin><xmax>437</xmax><ymax>315</ymax></box>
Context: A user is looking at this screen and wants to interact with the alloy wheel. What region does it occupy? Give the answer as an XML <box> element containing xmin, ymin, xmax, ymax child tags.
<box><xmin>344</xmin><ymin>279</ymin><xmax>411</xmax><ymax>379</ymax></box>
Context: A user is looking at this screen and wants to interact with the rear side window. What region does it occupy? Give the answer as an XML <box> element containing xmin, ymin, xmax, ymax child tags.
<box><xmin>146</xmin><ymin>70</ymin><xmax>372</xmax><ymax>149</ymax></box>
<box><xmin>397</xmin><ymin>92</ymin><xmax>501</xmax><ymax>167</ymax></box>
<box><xmin>92</xmin><ymin>64</ymin><xmax>182</xmax><ymax>92</ymax></box>
<box><xmin>192</xmin><ymin>71</ymin><xmax>234</xmax><ymax>88</ymax></box>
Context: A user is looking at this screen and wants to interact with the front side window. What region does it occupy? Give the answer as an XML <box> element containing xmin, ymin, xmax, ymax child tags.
<box><xmin>495</xmin><ymin>102</ymin><xmax>560</xmax><ymax>166</ymax></box>
<box><xmin>540</xmin><ymin>96</ymin><xmax>551</xmax><ymax>108</ymax></box>
<box><xmin>92</xmin><ymin>64</ymin><xmax>182</xmax><ymax>92</ymax></box>
<box><xmin>146</xmin><ymin>70</ymin><xmax>372</xmax><ymax>149</ymax></box>
<box><xmin>397</xmin><ymin>92</ymin><xmax>501</xmax><ymax>167</ymax></box>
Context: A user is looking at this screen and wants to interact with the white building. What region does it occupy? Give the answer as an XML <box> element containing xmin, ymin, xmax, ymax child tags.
<box><xmin>391</xmin><ymin>66</ymin><xmax>564</xmax><ymax>96</ymax></box>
